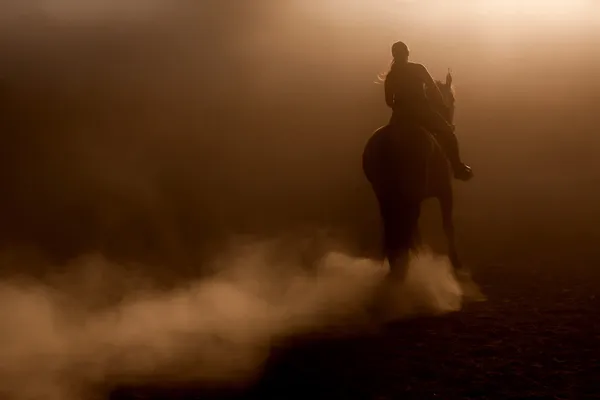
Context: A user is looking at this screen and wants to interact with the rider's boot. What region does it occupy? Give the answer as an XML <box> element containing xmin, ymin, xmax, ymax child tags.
<box><xmin>437</xmin><ymin>127</ymin><xmax>473</xmax><ymax>181</ymax></box>
<box><xmin>451</xmin><ymin>158</ymin><xmax>473</xmax><ymax>181</ymax></box>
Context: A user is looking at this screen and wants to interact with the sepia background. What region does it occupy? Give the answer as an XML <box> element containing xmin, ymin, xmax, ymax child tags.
<box><xmin>1</xmin><ymin>1</ymin><xmax>599</xmax><ymax>398</ymax></box>
<box><xmin>1</xmin><ymin>0</ymin><xmax>599</xmax><ymax>270</ymax></box>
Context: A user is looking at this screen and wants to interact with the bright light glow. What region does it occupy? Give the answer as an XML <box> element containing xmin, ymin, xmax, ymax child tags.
<box><xmin>291</xmin><ymin>0</ymin><xmax>597</xmax><ymax>33</ymax></box>
<box><xmin>473</xmin><ymin>0</ymin><xmax>589</xmax><ymax>16</ymax></box>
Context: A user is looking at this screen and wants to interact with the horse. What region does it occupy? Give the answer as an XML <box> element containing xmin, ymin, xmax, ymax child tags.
<box><xmin>362</xmin><ymin>70</ymin><xmax>467</xmax><ymax>280</ymax></box>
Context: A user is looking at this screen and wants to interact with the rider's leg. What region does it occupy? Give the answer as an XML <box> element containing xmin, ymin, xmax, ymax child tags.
<box><xmin>416</xmin><ymin>108</ymin><xmax>473</xmax><ymax>181</ymax></box>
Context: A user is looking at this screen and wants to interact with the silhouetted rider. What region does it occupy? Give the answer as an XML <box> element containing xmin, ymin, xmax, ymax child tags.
<box><xmin>384</xmin><ymin>41</ymin><xmax>473</xmax><ymax>181</ymax></box>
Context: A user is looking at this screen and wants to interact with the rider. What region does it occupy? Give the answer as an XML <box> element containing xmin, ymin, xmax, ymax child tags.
<box><xmin>384</xmin><ymin>41</ymin><xmax>473</xmax><ymax>181</ymax></box>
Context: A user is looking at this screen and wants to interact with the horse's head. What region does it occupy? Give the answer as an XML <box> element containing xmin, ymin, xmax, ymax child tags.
<box><xmin>430</xmin><ymin>69</ymin><xmax>456</xmax><ymax>124</ymax></box>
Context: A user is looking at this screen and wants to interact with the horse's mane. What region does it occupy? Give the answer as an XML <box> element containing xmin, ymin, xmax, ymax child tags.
<box><xmin>430</xmin><ymin>78</ymin><xmax>456</xmax><ymax>123</ymax></box>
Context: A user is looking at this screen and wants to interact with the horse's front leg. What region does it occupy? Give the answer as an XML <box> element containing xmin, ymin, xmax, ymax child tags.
<box><xmin>438</xmin><ymin>188</ymin><xmax>487</xmax><ymax>301</ymax></box>
<box><xmin>437</xmin><ymin>188</ymin><xmax>466</xmax><ymax>276</ymax></box>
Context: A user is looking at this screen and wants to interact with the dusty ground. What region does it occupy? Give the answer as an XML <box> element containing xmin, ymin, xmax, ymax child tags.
<box><xmin>108</xmin><ymin>248</ymin><xmax>600</xmax><ymax>400</ymax></box>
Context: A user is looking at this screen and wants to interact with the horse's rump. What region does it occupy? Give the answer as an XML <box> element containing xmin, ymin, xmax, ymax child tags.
<box><xmin>363</xmin><ymin>123</ymin><xmax>437</xmax><ymax>202</ymax></box>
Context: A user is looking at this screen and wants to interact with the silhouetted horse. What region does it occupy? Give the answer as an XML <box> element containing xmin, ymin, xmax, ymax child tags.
<box><xmin>363</xmin><ymin>70</ymin><xmax>466</xmax><ymax>279</ymax></box>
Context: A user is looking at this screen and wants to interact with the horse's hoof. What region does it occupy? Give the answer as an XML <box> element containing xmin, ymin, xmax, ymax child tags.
<box><xmin>455</xmin><ymin>270</ymin><xmax>487</xmax><ymax>302</ymax></box>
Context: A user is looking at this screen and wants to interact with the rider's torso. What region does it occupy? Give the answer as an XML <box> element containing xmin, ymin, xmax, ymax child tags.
<box><xmin>388</xmin><ymin>62</ymin><xmax>429</xmax><ymax>112</ymax></box>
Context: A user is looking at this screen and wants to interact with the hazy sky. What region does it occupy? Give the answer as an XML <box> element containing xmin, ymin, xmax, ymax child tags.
<box><xmin>1</xmin><ymin>0</ymin><xmax>599</xmax><ymax>265</ymax></box>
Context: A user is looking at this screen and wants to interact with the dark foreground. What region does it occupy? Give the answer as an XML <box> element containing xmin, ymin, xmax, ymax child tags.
<box><xmin>109</xmin><ymin>256</ymin><xmax>600</xmax><ymax>400</ymax></box>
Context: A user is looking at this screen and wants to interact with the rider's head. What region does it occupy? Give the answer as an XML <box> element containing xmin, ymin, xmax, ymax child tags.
<box><xmin>391</xmin><ymin>41</ymin><xmax>409</xmax><ymax>64</ymax></box>
<box><xmin>378</xmin><ymin>40</ymin><xmax>409</xmax><ymax>82</ymax></box>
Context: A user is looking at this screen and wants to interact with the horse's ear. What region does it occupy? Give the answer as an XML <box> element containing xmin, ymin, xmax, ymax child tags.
<box><xmin>446</xmin><ymin>68</ymin><xmax>453</xmax><ymax>86</ymax></box>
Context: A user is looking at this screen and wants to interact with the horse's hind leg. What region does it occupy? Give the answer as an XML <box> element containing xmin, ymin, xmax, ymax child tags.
<box><xmin>438</xmin><ymin>188</ymin><xmax>466</xmax><ymax>275</ymax></box>
<box><xmin>385</xmin><ymin>246</ymin><xmax>410</xmax><ymax>281</ymax></box>
<box><xmin>381</xmin><ymin>200</ymin><xmax>421</xmax><ymax>281</ymax></box>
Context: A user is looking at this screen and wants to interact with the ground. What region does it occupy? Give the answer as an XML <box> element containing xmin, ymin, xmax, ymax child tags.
<box><xmin>109</xmin><ymin>252</ymin><xmax>600</xmax><ymax>400</ymax></box>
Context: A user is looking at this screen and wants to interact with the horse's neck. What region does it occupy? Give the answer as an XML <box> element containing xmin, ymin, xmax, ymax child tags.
<box><xmin>445</xmin><ymin>106</ymin><xmax>455</xmax><ymax>124</ymax></box>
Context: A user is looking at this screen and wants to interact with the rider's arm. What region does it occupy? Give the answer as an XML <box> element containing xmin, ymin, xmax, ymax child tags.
<box><xmin>414</xmin><ymin>63</ymin><xmax>446</xmax><ymax>106</ymax></box>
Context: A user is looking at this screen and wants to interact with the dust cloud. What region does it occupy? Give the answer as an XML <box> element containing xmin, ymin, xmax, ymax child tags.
<box><xmin>0</xmin><ymin>243</ymin><xmax>467</xmax><ymax>400</ymax></box>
